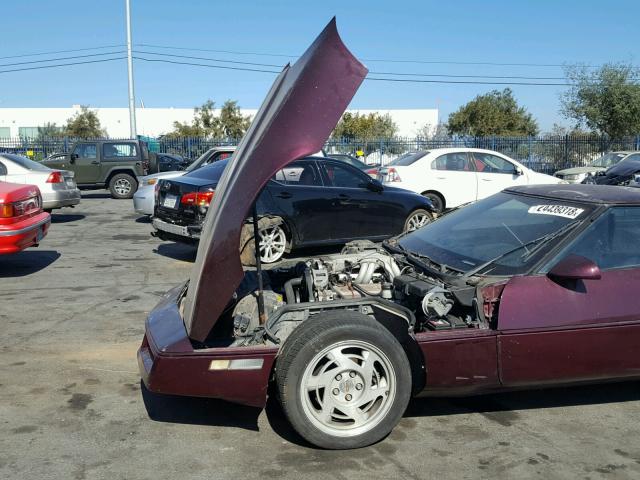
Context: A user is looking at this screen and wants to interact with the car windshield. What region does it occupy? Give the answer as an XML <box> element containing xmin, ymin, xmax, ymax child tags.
<box><xmin>388</xmin><ymin>151</ymin><xmax>429</xmax><ymax>166</ymax></box>
<box><xmin>591</xmin><ymin>153</ymin><xmax>627</xmax><ymax>168</ymax></box>
<box><xmin>2</xmin><ymin>154</ymin><xmax>51</xmax><ymax>171</ymax></box>
<box><xmin>397</xmin><ymin>192</ymin><xmax>593</xmax><ymax>275</ymax></box>
<box><xmin>185</xmin><ymin>159</ymin><xmax>229</xmax><ymax>182</ymax></box>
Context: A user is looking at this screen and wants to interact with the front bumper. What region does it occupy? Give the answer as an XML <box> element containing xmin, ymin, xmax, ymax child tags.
<box><xmin>0</xmin><ymin>212</ymin><xmax>51</xmax><ymax>254</ymax></box>
<box><xmin>133</xmin><ymin>188</ymin><xmax>155</xmax><ymax>215</ymax></box>
<box><xmin>137</xmin><ymin>283</ymin><xmax>277</xmax><ymax>408</ymax></box>
<box><xmin>42</xmin><ymin>188</ymin><xmax>81</xmax><ymax>209</ymax></box>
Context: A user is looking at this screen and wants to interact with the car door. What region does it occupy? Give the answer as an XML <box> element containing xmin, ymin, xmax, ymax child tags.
<box><xmin>471</xmin><ymin>152</ymin><xmax>526</xmax><ymax>200</ymax></box>
<box><xmin>266</xmin><ymin>160</ymin><xmax>333</xmax><ymax>245</ymax></box>
<box><xmin>70</xmin><ymin>143</ymin><xmax>100</xmax><ymax>183</ymax></box>
<box><xmin>319</xmin><ymin>160</ymin><xmax>402</xmax><ymax>240</ymax></box>
<box><xmin>428</xmin><ymin>152</ymin><xmax>478</xmax><ymax>208</ymax></box>
<box><xmin>101</xmin><ymin>142</ymin><xmax>139</xmax><ymax>178</ymax></box>
<box><xmin>497</xmin><ymin>206</ymin><xmax>640</xmax><ymax>387</ymax></box>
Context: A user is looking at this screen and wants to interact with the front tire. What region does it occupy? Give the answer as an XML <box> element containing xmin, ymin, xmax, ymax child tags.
<box><xmin>276</xmin><ymin>311</ymin><xmax>412</xmax><ymax>449</ymax></box>
<box><xmin>403</xmin><ymin>208</ymin><xmax>432</xmax><ymax>232</ymax></box>
<box><xmin>109</xmin><ymin>173</ymin><xmax>137</xmax><ymax>199</ymax></box>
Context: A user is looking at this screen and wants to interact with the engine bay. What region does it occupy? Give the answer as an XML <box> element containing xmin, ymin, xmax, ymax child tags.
<box><xmin>212</xmin><ymin>241</ymin><xmax>492</xmax><ymax>348</ymax></box>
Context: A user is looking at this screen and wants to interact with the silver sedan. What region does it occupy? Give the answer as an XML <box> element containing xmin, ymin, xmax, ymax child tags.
<box><xmin>0</xmin><ymin>153</ymin><xmax>81</xmax><ymax>211</ymax></box>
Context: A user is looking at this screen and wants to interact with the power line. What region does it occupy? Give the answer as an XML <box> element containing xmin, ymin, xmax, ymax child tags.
<box><xmin>0</xmin><ymin>57</ymin><xmax>126</xmax><ymax>75</ymax></box>
<box><xmin>134</xmin><ymin>42</ymin><xmax>637</xmax><ymax>69</ymax></box>
<box><xmin>0</xmin><ymin>44</ymin><xmax>126</xmax><ymax>61</ymax></box>
<box><xmin>132</xmin><ymin>56</ymin><xmax>281</xmax><ymax>74</ymax></box>
<box><xmin>133</xmin><ymin>50</ymin><xmax>283</xmax><ymax>68</ymax></box>
<box><xmin>366</xmin><ymin>77</ymin><xmax>571</xmax><ymax>86</ymax></box>
<box><xmin>0</xmin><ymin>51</ymin><xmax>126</xmax><ymax>69</ymax></box>
<box><xmin>133</xmin><ymin>55</ymin><xmax>573</xmax><ymax>86</ymax></box>
<box><xmin>134</xmin><ymin>49</ymin><xmax>568</xmax><ymax>80</ymax></box>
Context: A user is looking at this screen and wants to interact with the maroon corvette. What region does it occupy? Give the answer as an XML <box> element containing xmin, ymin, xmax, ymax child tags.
<box><xmin>139</xmin><ymin>21</ymin><xmax>640</xmax><ymax>449</ymax></box>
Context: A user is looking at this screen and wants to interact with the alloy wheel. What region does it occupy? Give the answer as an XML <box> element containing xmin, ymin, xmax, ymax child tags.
<box><xmin>258</xmin><ymin>224</ymin><xmax>286</xmax><ymax>263</ymax></box>
<box><xmin>114</xmin><ymin>178</ymin><xmax>132</xmax><ymax>196</ymax></box>
<box><xmin>406</xmin><ymin>211</ymin><xmax>430</xmax><ymax>231</ymax></box>
<box><xmin>300</xmin><ymin>340</ymin><xmax>396</xmax><ymax>437</ymax></box>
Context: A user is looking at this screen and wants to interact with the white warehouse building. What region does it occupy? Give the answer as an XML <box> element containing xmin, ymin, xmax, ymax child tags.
<box><xmin>0</xmin><ymin>106</ymin><xmax>438</xmax><ymax>138</ymax></box>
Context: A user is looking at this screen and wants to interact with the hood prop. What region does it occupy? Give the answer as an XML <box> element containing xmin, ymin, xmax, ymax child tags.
<box><xmin>252</xmin><ymin>204</ymin><xmax>267</xmax><ymax>324</ymax></box>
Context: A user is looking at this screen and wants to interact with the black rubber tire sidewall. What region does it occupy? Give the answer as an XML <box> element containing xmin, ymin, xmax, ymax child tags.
<box><xmin>423</xmin><ymin>193</ymin><xmax>444</xmax><ymax>213</ymax></box>
<box><xmin>109</xmin><ymin>173</ymin><xmax>137</xmax><ymax>199</ymax></box>
<box><xmin>276</xmin><ymin>311</ymin><xmax>412</xmax><ymax>449</ymax></box>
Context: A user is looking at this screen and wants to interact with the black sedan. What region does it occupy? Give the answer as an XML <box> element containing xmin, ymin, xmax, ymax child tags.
<box><xmin>152</xmin><ymin>157</ymin><xmax>435</xmax><ymax>262</ymax></box>
<box><xmin>583</xmin><ymin>151</ymin><xmax>640</xmax><ymax>185</ymax></box>
<box><xmin>155</xmin><ymin>153</ymin><xmax>190</xmax><ymax>173</ymax></box>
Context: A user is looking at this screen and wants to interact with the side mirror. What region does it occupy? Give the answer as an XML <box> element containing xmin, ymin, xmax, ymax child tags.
<box><xmin>515</xmin><ymin>167</ymin><xmax>524</xmax><ymax>176</ymax></box>
<box><xmin>366</xmin><ymin>179</ymin><xmax>384</xmax><ymax>192</ymax></box>
<box><xmin>69</xmin><ymin>153</ymin><xmax>78</xmax><ymax>163</ymax></box>
<box><xmin>548</xmin><ymin>254</ymin><xmax>601</xmax><ymax>280</ymax></box>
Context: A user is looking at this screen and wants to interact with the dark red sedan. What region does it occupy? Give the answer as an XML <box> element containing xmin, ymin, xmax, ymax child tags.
<box><xmin>138</xmin><ymin>20</ymin><xmax>640</xmax><ymax>449</ymax></box>
<box><xmin>0</xmin><ymin>181</ymin><xmax>50</xmax><ymax>254</ymax></box>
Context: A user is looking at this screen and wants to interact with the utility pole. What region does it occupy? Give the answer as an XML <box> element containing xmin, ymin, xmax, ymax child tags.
<box><xmin>125</xmin><ymin>0</ymin><xmax>137</xmax><ymax>138</ymax></box>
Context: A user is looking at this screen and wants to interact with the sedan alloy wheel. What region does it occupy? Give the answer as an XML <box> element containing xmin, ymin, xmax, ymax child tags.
<box><xmin>258</xmin><ymin>224</ymin><xmax>287</xmax><ymax>263</ymax></box>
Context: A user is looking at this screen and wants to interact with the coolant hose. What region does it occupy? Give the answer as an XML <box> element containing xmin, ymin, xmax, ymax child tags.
<box><xmin>284</xmin><ymin>277</ymin><xmax>303</xmax><ymax>304</ymax></box>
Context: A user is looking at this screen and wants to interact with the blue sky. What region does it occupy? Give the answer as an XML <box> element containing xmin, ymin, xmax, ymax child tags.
<box><xmin>1</xmin><ymin>0</ymin><xmax>639</xmax><ymax>131</ymax></box>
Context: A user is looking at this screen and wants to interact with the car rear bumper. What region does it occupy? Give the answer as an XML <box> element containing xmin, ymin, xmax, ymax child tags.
<box><xmin>0</xmin><ymin>212</ymin><xmax>51</xmax><ymax>254</ymax></box>
<box><xmin>152</xmin><ymin>217</ymin><xmax>201</xmax><ymax>240</ymax></box>
<box><xmin>138</xmin><ymin>283</ymin><xmax>277</xmax><ymax>408</ymax></box>
<box><xmin>42</xmin><ymin>189</ymin><xmax>81</xmax><ymax>209</ymax></box>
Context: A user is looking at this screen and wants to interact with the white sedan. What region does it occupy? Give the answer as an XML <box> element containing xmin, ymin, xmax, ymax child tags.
<box><xmin>375</xmin><ymin>148</ymin><xmax>563</xmax><ymax>212</ymax></box>
<box><xmin>0</xmin><ymin>153</ymin><xmax>80</xmax><ymax>212</ymax></box>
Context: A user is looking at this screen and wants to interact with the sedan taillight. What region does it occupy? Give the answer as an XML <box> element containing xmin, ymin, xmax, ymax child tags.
<box><xmin>180</xmin><ymin>191</ymin><xmax>215</xmax><ymax>207</ymax></box>
<box><xmin>0</xmin><ymin>195</ymin><xmax>40</xmax><ymax>218</ymax></box>
<box><xmin>385</xmin><ymin>167</ymin><xmax>402</xmax><ymax>182</ymax></box>
<box><xmin>46</xmin><ymin>171</ymin><xmax>64</xmax><ymax>183</ymax></box>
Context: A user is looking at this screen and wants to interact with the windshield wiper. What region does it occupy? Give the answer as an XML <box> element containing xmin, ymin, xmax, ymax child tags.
<box><xmin>462</xmin><ymin>220</ymin><xmax>582</xmax><ymax>278</ymax></box>
<box><xmin>384</xmin><ymin>240</ymin><xmax>463</xmax><ymax>274</ymax></box>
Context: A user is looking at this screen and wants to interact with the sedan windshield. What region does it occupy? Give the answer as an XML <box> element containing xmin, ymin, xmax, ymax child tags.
<box><xmin>2</xmin><ymin>154</ymin><xmax>51</xmax><ymax>171</ymax></box>
<box><xmin>591</xmin><ymin>152</ymin><xmax>626</xmax><ymax>168</ymax></box>
<box><xmin>397</xmin><ymin>192</ymin><xmax>593</xmax><ymax>275</ymax></box>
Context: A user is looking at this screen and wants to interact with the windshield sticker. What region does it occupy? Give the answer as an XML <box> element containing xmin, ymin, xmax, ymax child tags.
<box><xmin>528</xmin><ymin>205</ymin><xmax>584</xmax><ymax>219</ymax></box>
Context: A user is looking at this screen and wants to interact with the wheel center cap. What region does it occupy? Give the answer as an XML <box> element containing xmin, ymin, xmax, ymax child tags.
<box><xmin>339</xmin><ymin>379</ymin><xmax>354</xmax><ymax>393</ymax></box>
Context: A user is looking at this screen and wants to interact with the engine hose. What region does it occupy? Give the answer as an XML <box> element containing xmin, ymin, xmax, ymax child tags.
<box><xmin>284</xmin><ymin>277</ymin><xmax>303</xmax><ymax>304</ymax></box>
<box><xmin>361</xmin><ymin>262</ymin><xmax>377</xmax><ymax>283</ymax></box>
<box><xmin>351</xmin><ymin>283</ymin><xmax>380</xmax><ymax>297</ymax></box>
<box><xmin>354</xmin><ymin>262</ymin><xmax>369</xmax><ymax>283</ymax></box>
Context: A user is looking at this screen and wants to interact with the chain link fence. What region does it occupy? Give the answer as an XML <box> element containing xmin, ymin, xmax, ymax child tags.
<box><xmin>1</xmin><ymin>135</ymin><xmax>639</xmax><ymax>174</ymax></box>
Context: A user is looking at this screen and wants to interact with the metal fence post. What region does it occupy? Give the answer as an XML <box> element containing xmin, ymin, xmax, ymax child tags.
<box><xmin>187</xmin><ymin>137</ymin><xmax>192</xmax><ymax>159</ymax></box>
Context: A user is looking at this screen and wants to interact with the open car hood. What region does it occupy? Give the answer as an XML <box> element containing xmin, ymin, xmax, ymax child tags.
<box><xmin>183</xmin><ymin>19</ymin><xmax>368</xmax><ymax>341</ymax></box>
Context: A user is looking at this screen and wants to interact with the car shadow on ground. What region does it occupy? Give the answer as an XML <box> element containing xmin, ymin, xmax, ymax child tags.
<box><xmin>50</xmin><ymin>213</ymin><xmax>86</xmax><ymax>223</ymax></box>
<box><xmin>140</xmin><ymin>382</ymin><xmax>261</xmax><ymax>431</ymax></box>
<box><xmin>403</xmin><ymin>381</ymin><xmax>640</xmax><ymax>425</ymax></box>
<box><xmin>142</xmin><ymin>379</ymin><xmax>640</xmax><ymax>449</ymax></box>
<box><xmin>80</xmin><ymin>191</ymin><xmax>112</xmax><ymax>199</ymax></box>
<box><xmin>135</xmin><ymin>215</ymin><xmax>151</xmax><ymax>224</ymax></box>
<box><xmin>0</xmin><ymin>250</ymin><xmax>61</xmax><ymax>277</ymax></box>
<box><xmin>153</xmin><ymin>242</ymin><xmax>198</xmax><ymax>262</ymax></box>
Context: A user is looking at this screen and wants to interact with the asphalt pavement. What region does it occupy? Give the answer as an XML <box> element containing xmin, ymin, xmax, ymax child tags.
<box><xmin>1</xmin><ymin>192</ymin><xmax>640</xmax><ymax>479</ymax></box>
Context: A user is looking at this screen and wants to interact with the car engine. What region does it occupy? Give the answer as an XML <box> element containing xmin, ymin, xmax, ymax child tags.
<box><xmin>227</xmin><ymin>241</ymin><xmax>485</xmax><ymax>347</ymax></box>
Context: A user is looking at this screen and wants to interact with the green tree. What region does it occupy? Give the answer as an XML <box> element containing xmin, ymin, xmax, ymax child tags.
<box><xmin>447</xmin><ymin>88</ymin><xmax>539</xmax><ymax>136</ymax></box>
<box><xmin>167</xmin><ymin>99</ymin><xmax>251</xmax><ymax>138</ymax></box>
<box><xmin>37</xmin><ymin>122</ymin><xmax>63</xmax><ymax>138</ymax></box>
<box><xmin>332</xmin><ymin>112</ymin><xmax>398</xmax><ymax>140</ymax></box>
<box><xmin>561</xmin><ymin>63</ymin><xmax>640</xmax><ymax>139</ymax></box>
<box><xmin>63</xmin><ymin>106</ymin><xmax>106</xmax><ymax>138</ymax></box>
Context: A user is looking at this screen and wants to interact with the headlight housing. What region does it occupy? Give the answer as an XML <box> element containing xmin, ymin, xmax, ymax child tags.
<box><xmin>145</xmin><ymin>178</ymin><xmax>158</xmax><ymax>186</ymax></box>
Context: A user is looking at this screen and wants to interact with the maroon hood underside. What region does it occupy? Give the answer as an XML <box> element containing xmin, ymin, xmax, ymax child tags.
<box><xmin>183</xmin><ymin>19</ymin><xmax>368</xmax><ymax>341</ymax></box>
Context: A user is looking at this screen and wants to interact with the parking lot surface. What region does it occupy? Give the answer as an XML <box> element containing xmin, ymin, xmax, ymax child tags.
<box><xmin>1</xmin><ymin>192</ymin><xmax>640</xmax><ymax>479</ymax></box>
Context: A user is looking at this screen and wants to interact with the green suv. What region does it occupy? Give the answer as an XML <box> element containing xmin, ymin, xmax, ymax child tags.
<box><xmin>43</xmin><ymin>140</ymin><xmax>150</xmax><ymax>199</ymax></box>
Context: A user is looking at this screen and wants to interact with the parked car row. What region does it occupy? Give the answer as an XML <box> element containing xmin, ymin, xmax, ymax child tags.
<box><xmin>0</xmin><ymin>181</ymin><xmax>50</xmax><ymax>254</ymax></box>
